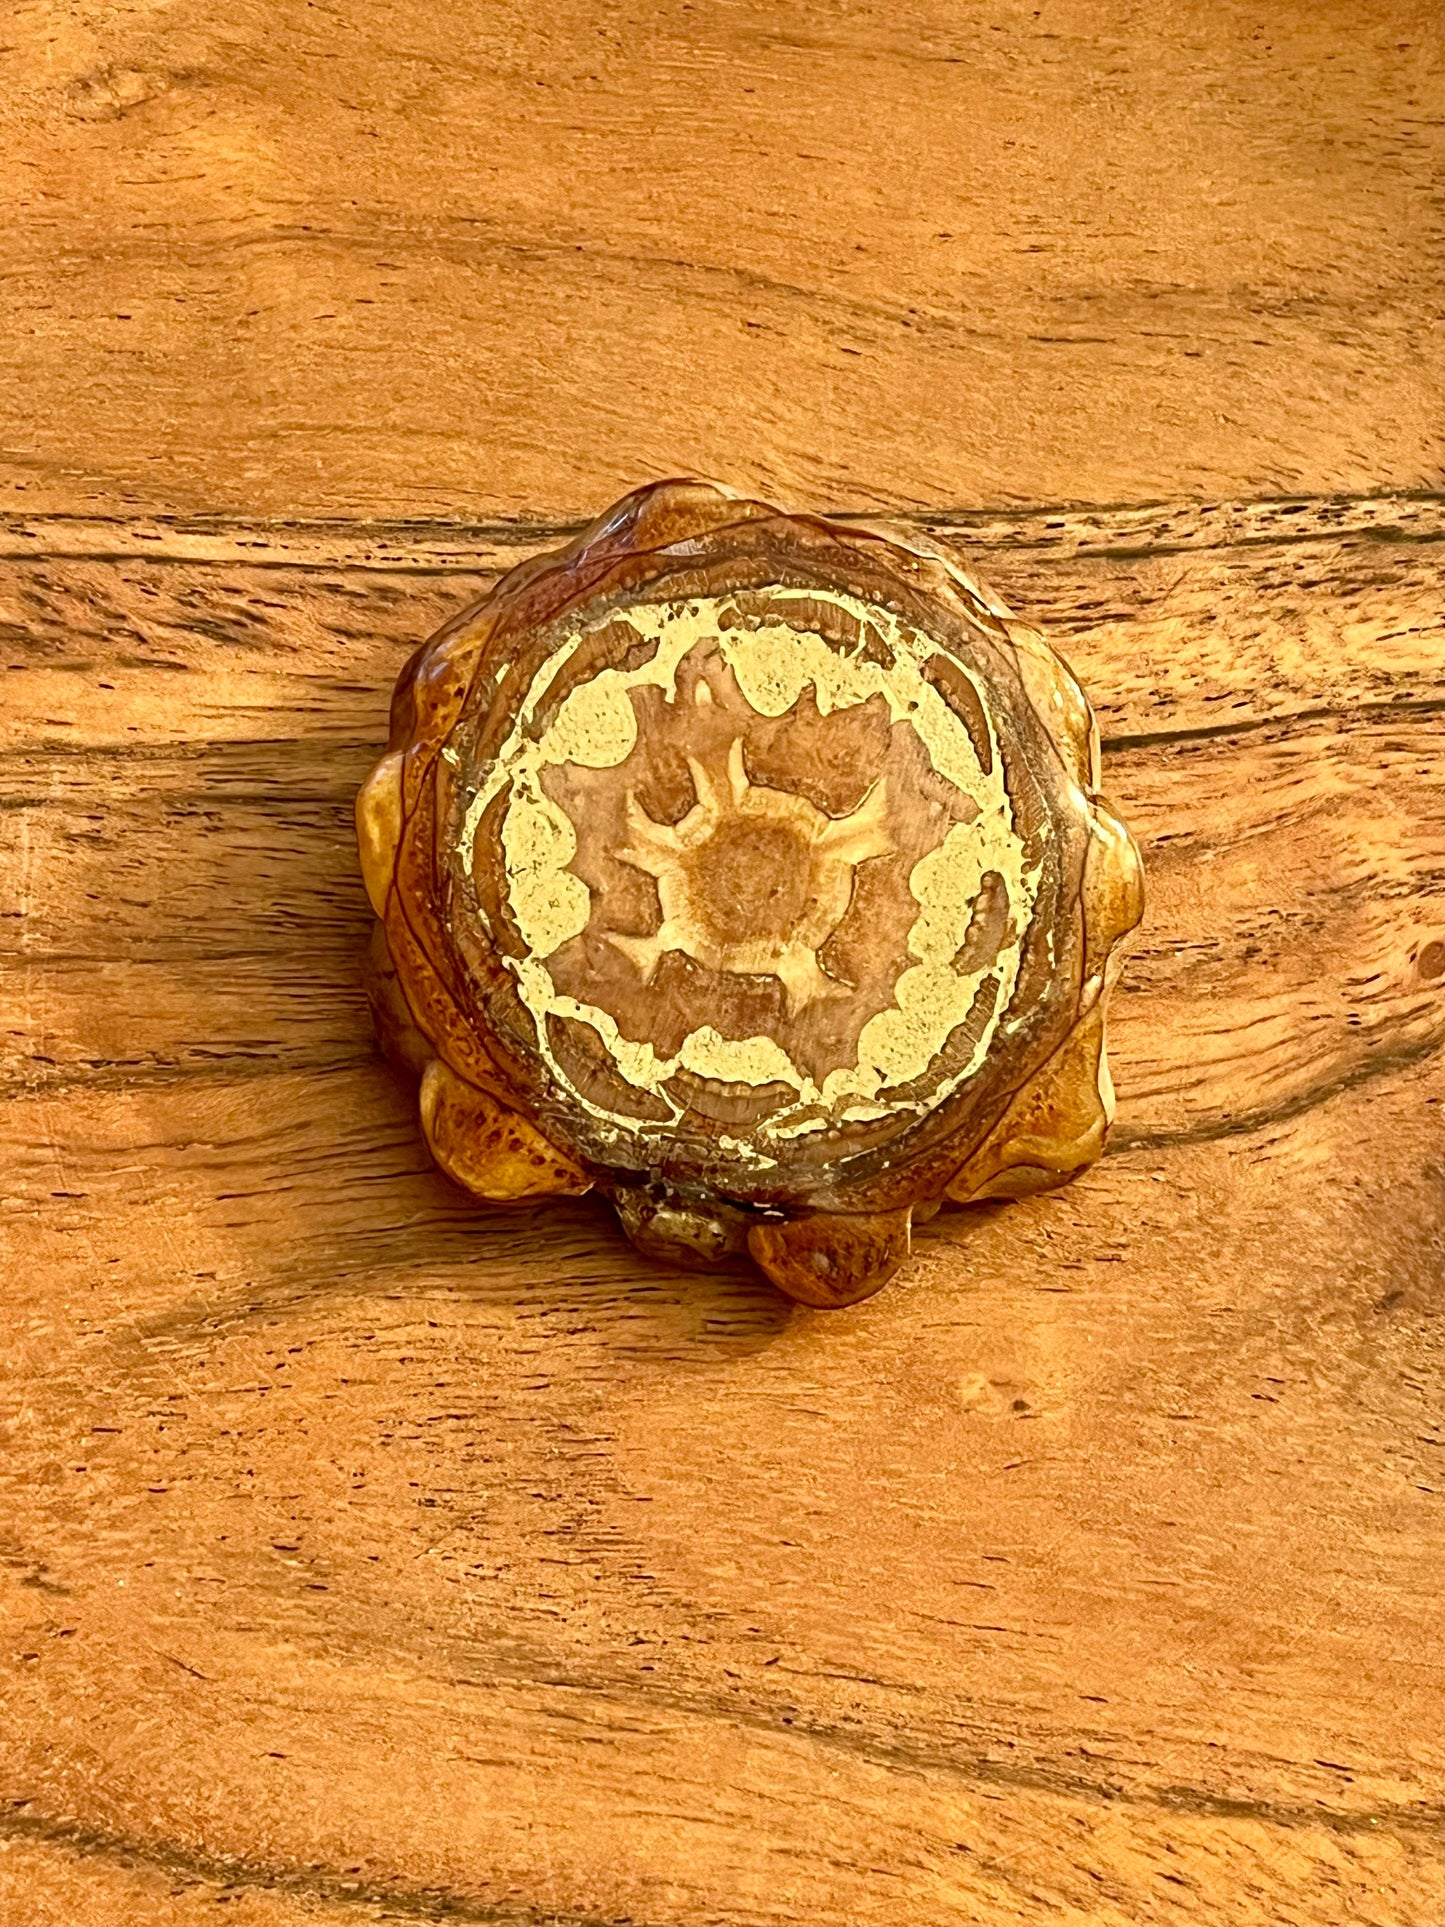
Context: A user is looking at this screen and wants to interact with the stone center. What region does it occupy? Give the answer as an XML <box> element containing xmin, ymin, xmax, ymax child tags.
<box><xmin>683</xmin><ymin>817</ymin><xmax>813</xmax><ymax>948</ymax></box>
<box><xmin>605</xmin><ymin>733</ymin><xmax>892</xmax><ymax>1015</ymax></box>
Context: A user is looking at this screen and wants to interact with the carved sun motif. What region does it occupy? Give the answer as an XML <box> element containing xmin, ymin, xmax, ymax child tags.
<box><xmin>607</xmin><ymin>701</ymin><xmax>892</xmax><ymax>1016</ymax></box>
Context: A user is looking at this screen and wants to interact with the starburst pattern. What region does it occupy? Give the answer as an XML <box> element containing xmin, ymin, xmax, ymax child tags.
<box><xmin>607</xmin><ymin>700</ymin><xmax>892</xmax><ymax>1015</ymax></box>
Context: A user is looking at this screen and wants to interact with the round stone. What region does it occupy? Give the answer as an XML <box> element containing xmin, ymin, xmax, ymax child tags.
<box><xmin>357</xmin><ymin>480</ymin><xmax>1144</xmax><ymax>1304</ymax></box>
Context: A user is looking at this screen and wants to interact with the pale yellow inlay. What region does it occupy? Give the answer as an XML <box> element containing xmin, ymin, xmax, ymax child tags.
<box><xmin>458</xmin><ymin>590</ymin><xmax>1038</xmax><ymax>1154</ymax></box>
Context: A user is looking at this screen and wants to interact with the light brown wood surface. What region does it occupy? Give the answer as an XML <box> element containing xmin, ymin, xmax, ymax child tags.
<box><xmin>0</xmin><ymin>0</ymin><xmax>1441</xmax><ymax>520</ymax></box>
<box><xmin>3</xmin><ymin>3</ymin><xmax>1444</xmax><ymax>1922</ymax></box>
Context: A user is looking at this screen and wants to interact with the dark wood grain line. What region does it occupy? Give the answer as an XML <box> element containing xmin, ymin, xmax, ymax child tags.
<box><xmin>0</xmin><ymin>553</ymin><xmax>510</xmax><ymax>576</ymax></box>
<box><xmin>0</xmin><ymin>1049</ymin><xmax>376</xmax><ymax>1098</ymax></box>
<box><xmin>0</xmin><ymin>212</ymin><xmax>1031</xmax><ymax>342</ymax></box>
<box><xmin>1112</xmin><ymin>1022</ymin><xmax>1445</xmax><ymax>1152</ymax></box>
<box><xmin>8</xmin><ymin>1025</ymin><xmax>1440</xmax><ymax>1145</ymax></box>
<box><xmin>345</xmin><ymin>1674</ymin><xmax>1445</xmax><ymax>1839</ymax></box>
<box><xmin>0</xmin><ymin>735</ymin><xmax>380</xmax><ymax>774</ymax></box>
<box><xmin>9</xmin><ymin>1631</ymin><xmax>1445</xmax><ymax>1895</ymax></box>
<box><xmin>1063</xmin><ymin>521</ymin><xmax>1445</xmax><ymax>563</ymax></box>
<box><xmin>0</xmin><ymin>1806</ymin><xmax>657</xmax><ymax>1927</ymax></box>
<box><xmin>1101</xmin><ymin>695</ymin><xmax>1445</xmax><ymax>755</ymax></box>
<box><xmin>518</xmin><ymin>1684</ymin><xmax>1445</xmax><ymax>1837</ymax></box>
<box><xmin>2</xmin><ymin>490</ymin><xmax>1441</xmax><ymax>572</ymax></box>
<box><xmin>7</xmin><ymin>696</ymin><xmax>1441</xmax><ymax>798</ymax></box>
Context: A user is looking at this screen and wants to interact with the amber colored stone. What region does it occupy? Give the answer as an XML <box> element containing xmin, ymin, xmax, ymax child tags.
<box><xmin>356</xmin><ymin>480</ymin><xmax>1143</xmax><ymax>1306</ymax></box>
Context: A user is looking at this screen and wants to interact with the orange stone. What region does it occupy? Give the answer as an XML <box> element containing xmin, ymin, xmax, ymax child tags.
<box><xmin>356</xmin><ymin>480</ymin><xmax>1144</xmax><ymax>1306</ymax></box>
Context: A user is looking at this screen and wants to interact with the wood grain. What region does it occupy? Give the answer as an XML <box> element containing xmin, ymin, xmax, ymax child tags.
<box><xmin>4</xmin><ymin>495</ymin><xmax>1444</xmax><ymax>1923</ymax></box>
<box><xmin>0</xmin><ymin>1</ymin><xmax>1441</xmax><ymax>521</ymax></box>
<box><xmin>5</xmin><ymin>0</ymin><xmax>1444</xmax><ymax>1913</ymax></box>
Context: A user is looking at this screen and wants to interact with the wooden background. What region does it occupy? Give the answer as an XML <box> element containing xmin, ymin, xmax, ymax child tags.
<box><xmin>3</xmin><ymin>3</ymin><xmax>1443</xmax><ymax>1922</ymax></box>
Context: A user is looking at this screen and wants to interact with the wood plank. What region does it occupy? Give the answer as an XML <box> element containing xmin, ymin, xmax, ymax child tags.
<box><xmin>3</xmin><ymin>496</ymin><xmax>1444</xmax><ymax>1922</ymax></box>
<box><xmin>7</xmin><ymin>498</ymin><xmax>1443</xmax><ymax>1133</ymax></box>
<box><xmin>1</xmin><ymin>2</ymin><xmax>1441</xmax><ymax>521</ymax></box>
